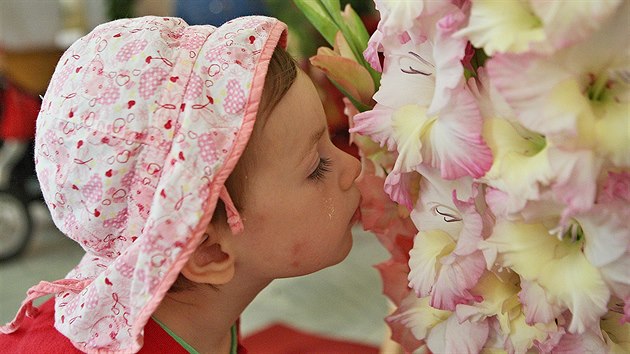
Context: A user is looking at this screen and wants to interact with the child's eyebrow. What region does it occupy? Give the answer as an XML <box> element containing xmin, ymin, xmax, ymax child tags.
<box><xmin>300</xmin><ymin>126</ymin><xmax>326</xmax><ymax>161</ymax></box>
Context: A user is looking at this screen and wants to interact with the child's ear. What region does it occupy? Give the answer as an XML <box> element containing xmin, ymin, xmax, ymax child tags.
<box><xmin>181</xmin><ymin>225</ymin><xmax>235</xmax><ymax>285</ymax></box>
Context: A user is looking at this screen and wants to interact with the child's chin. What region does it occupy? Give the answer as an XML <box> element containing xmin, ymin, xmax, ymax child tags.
<box><xmin>329</xmin><ymin>232</ymin><xmax>354</xmax><ymax>265</ymax></box>
<box><xmin>298</xmin><ymin>237</ymin><xmax>354</xmax><ymax>276</ymax></box>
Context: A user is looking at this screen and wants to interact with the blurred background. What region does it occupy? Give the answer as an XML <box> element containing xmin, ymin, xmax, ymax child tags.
<box><xmin>0</xmin><ymin>0</ymin><xmax>392</xmax><ymax>351</ymax></box>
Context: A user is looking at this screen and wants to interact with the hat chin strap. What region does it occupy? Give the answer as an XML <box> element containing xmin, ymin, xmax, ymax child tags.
<box><xmin>0</xmin><ymin>278</ymin><xmax>92</xmax><ymax>334</ymax></box>
<box><xmin>219</xmin><ymin>185</ymin><xmax>244</xmax><ymax>234</ymax></box>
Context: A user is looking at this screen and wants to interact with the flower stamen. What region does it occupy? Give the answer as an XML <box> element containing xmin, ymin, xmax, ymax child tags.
<box><xmin>432</xmin><ymin>206</ymin><xmax>462</xmax><ymax>222</ymax></box>
<box><xmin>400</xmin><ymin>51</ymin><xmax>433</xmax><ymax>76</ymax></box>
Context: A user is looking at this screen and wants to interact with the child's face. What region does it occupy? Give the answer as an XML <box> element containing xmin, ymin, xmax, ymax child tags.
<box><xmin>235</xmin><ymin>70</ymin><xmax>362</xmax><ymax>279</ymax></box>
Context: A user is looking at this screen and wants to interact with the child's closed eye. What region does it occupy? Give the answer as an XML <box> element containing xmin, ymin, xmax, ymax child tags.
<box><xmin>308</xmin><ymin>157</ymin><xmax>332</xmax><ymax>181</ymax></box>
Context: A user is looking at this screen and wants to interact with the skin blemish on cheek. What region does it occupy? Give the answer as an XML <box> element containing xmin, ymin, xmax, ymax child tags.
<box><xmin>290</xmin><ymin>243</ymin><xmax>302</xmax><ymax>268</ymax></box>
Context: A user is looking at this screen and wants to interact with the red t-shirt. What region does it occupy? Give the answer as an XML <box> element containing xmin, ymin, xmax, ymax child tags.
<box><xmin>0</xmin><ymin>298</ymin><xmax>247</xmax><ymax>353</ymax></box>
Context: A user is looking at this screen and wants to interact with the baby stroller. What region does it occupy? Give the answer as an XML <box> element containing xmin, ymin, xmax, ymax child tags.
<box><xmin>0</xmin><ymin>77</ymin><xmax>43</xmax><ymax>262</ymax></box>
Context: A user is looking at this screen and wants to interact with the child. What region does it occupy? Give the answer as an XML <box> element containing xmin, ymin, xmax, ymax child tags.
<box><xmin>1</xmin><ymin>15</ymin><xmax>361</xmax><ymax>353</ymax></box>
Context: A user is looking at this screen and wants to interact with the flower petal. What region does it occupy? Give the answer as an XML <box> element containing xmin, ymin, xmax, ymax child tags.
<box><xmin>598</xmin><ymin>171</ymin><xmax>630</xmax><ymax>204</ymax></box>
<box><xmin>373</xmin><ymin>39</ymin><xmax>435</xmax><ymax>108</ymax></box>
<box><xmin>519</xmin><ymin>279</ymin><xmax>563</xmax><ymax>325</ymax></box>
<box><xmin>455</xmin><ymin>0</ymin><xmax>545</xmax><ymax>55</ymax></box>
<box><xmin>487</xmin><ymin>3</ymin><xmax>630</xmax><ymax>145</ymax></box>
<box><xmin>391</xmin><ymin>104</ymin><xmax>430</xmax><ymax>173</ymax></box>
<box><xmin>456</xmin><ymin>270</ymin><xmax>521</xmax><ymax>326</ymax></box>
<box><xmin>594</xmin><ymin>101</ymin><xmax>630</xmax><ymax>167</ymax></box>
<box><xmin>375</xmin><ymin>258</ymin><xmax>412</xmax><ymax>306</ymax></box>
<box><xmin>408</xmin><ymin>229</ymin><xmax>455</xmax><ymax>298</ymax></box>
<box><xmin>425</xmin><ymin>87</ymin><xmax>493</xmax><ymax>179</ymax></box>
<box><xmin>363</xmin><ymin>30</ymin><xmax>383</xmax><ymax>72</ymax></box>
<box><xmin>486</xmin><ymin>52</ymin><xmax>578</xmax><ymax>136</ymax></box>
<box><xmin>480</xmin><ymin>116</ymin><xmax>552</xmax><ymax>216</ymax></box>
<box><xmin>350</xmin><ymin>103</ymin><xmax>396</xmax><ymax>150</ymax></box>
<box><xmin>579</xmin><ymin>203</ymin><xmax>630</xmax><ymax>268</ymax></box>
<box><xmin>427</xmin><ymin>10</ymin><xmax>468</xmax><ymax>115</ymax></box>
<box><xmin>374</xmin><ymin>0</ymin><xmax>426</xmax><ymax>37</ymax></box>
<box><xmin>451</xmin><ymin>187</ymin><xmax>486</xmax><ymax>256</ymax></box>
<box><xmin>427</xmin><ymin>315</ymin><xmax>490</xmax><ymax>354</ymax></box>
<box><xmin>505</xmin><ymin>312</ymin><xmax>557</xmax><ymax>354</ymax></box>
<box><xmin>600</xmin><ymin>310</ymin><xmax>630</xmax><ymax>350</ymax></box>
<box><xmin>410</xmin><ymin>165</ymin><xmax>473</xmax><ymax>235</ymax></box>
<box><xmin>309</xmin><ymin>47</ymin><xmax>376</xmax><ymax>105</ymax></box>
<box><xmin>430</xmin><ymin>251</ymin><xmax>486</xmax><ymax>310</ymax></box>
<box><xmin>538</xmin><ymin>242</ymin><xmax>610</xmax><ymax>334</ymax></box>
<box><xmin>386</xmin><ymin>293</ymin><xmax>451</xmax><ymax>345</ymax></box>
<box><xmin>385</xmin><ymin>317</ymin><xmax>425</xmax><ymax>353</ymax></box>
<box><xmin>479</xmin><ymin>220</ymin><xmax>557</xmax><ymax>279</ymax></box>
<box><xmin>598</xmin><ymin>254</ymin><xmax>630</xmax><ymax>301</ymax></box>
<box><xmin>384</xmin><ymin>170</ymin><xmax>421</xmax><ymax>211</ymax></box>
<box><xmin>356</xmin><ymin>174</ymin><xmax>418</xmax><ymax>252</ymax></box>
<box><xmin>547</xmin><ymin>148</ymin><xmax>602</xmax><ymax>224</ymax></box>
<box><xmin>547</xmin><ymin>324</ymin><xmax>608</xmax><ymax>353</ymax></box>
<box><xmin>530</xmin><ymin>0</ymin><xmax>622</xmax><ymax>50</ymax></box>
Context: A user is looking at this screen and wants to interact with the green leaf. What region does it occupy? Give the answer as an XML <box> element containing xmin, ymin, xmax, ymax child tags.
<box><xmin>295</xmin><ymin>0</ymin><xmax>381</xmax><ymax>104</ymax></box>
<box><xmin>318</xmin><ymin>1</ymin><xmax>364</xmax><ymax>66</ymax></box>
<box><xmin>322</xmin><ymin>2</ymin><xmax>381</xmax><ymax>91</ymax></box>
<box><xmin>341</xmin><ymin>4</ymin><xmax>370</xmax><ymax>54</ymax></box>
<box><xmin>293</xmin><ymin>0</ymin><xmax>338</xmax><ymax>47</ymax></box>
<box><xmin>320</xmin><ymin>0</ymin><xmax>342</xmax><ymax>15</ymax></box>
<box><xmin>338</xmin><ymin>4</ymin><xmax>380</xmax><ymax>88</ymax></box>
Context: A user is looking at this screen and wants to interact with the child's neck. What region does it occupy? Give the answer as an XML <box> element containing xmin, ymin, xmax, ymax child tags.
<box><xmin>152</xmin><ymin>276</ymin><xmax>271</xmax><ymax>354</ymax></box>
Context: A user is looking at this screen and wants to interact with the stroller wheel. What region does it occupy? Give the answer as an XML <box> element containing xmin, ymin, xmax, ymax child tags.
<box><xmin>0</xmin><ymin>190</ymin><xmax>32</xmax><ymax>262</ymax></box>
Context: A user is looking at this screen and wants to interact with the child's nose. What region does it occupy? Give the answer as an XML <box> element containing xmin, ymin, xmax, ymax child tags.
<box><xmin>338</xmin><ymin>149</ymin><xmax>361</xmax><ymax>191</ymax></box>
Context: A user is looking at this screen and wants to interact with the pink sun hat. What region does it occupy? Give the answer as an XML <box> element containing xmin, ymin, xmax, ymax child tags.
<box><xmin>1</xmin><ymin>15</ymin><xmax>287</xmax><ymax>353</ymax></box>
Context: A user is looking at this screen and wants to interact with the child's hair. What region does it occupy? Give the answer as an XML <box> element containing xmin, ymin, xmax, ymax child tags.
<box><xmin>221</xmin><ymin>45</ymin><xmax>298</xmax><ymax>214</ymax></box>
<box><xmin>170</xmin><ymin>46</ymin><xmax>297</xmax><ymax>292</ymax></box>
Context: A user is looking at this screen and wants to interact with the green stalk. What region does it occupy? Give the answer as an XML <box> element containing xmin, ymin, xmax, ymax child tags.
<box><xmin>319</xmin><ymin>1</ymin><xmax>381</xmax><ymax>89</ymax></box>
<box><xmin>293</xmin><ymin>0</ymin><xmax>338</xmax><ymax>47</ymax></box>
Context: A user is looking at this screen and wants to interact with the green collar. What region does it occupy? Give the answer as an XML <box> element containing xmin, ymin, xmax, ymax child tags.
<box><xmin>152</xmin><ymin>316</ymin><xmax>238</xmax><ymax>354</ymax></box>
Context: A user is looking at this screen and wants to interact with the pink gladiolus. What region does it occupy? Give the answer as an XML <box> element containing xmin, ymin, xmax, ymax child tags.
<box><xmin>429</xmin><ymin>10</ymin><xmax>468</xmax><ymax>115</ymax></box>
<box><xmin>487</xmin><ymin>2</ymin><xmax>630</xmax><ymax>169</ymax></box>
<box><xmin>373</xmin><ymin>0</ymin><xmax>425</xmax><ymax>38</ymax></box>
<box><xmin>386</xmin><ymin>294</ymin><xmax>438</xmax><ymax>353</ymax></box>
<box><xmin>599</xmin><ymin>171</ymin><xmax>630</xmax><ymax>204</ymax></box>
<box><xmin>298</xmin><ymin>0</ymin><xmax>630</xmax><ymax>350</ymax></box>
<box><xmin>351</xmin><ymin>104</ymin><xmax>397</xmax><ymax>151</ymax></box>
<box><xmin>408</xmin><ymin>171</ymin><xmax>489</xmax><ymax>311</ymax></box>
<box><xmin>426</xmin><ymin>314</ymin><xmax>489</xmax><ymax>354</ymax></box>
<box><xmin>375</xmin><ymin>258</ymin><xmax>411</xmax><ymax>306</ymax></box>
<box><xmin>363</xmin><ymin>30</ymin><xmax>383</xmax><ymax>72</ymax></box>
<box><xmin>356</xmin><ymin>174</ymin><xmax>417</xmax><ymax>254</ymax></box>
<box><xmin>519</xmin><ymin>280</ymin><xmax>563</xmax><ymax>325</ymax></box>
<box><xmin>383</xmin><ymin>170</ymin><xmax>421</xmax><ymax>211</ymax></box>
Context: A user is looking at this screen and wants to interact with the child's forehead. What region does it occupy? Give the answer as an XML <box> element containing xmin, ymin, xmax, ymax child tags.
<box><xmin>256</xmin><ymin>71</ymin><xmax>325</xmax><ymax>158</ymax></box>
